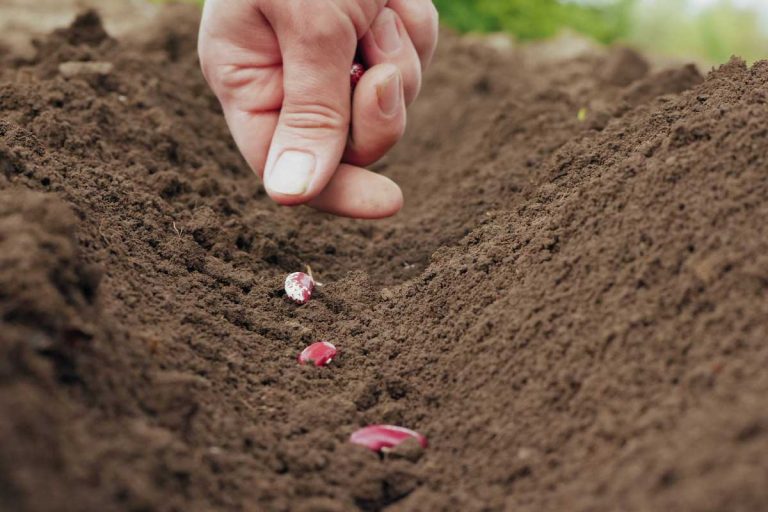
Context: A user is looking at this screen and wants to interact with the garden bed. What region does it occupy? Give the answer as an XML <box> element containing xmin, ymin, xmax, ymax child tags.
<box><xmin>1</xmin><ymin>5</ymin><xmax>767</xmax><ymax>511</ymax></box>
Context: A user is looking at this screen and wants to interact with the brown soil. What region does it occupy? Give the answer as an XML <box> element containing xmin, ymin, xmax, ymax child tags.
<box><xmin>1</xmin><ymin>6</ymin><xmax>767</xmax><ymax>512</ymax></box>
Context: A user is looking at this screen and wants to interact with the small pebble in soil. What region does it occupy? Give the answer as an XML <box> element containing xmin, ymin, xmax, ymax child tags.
<box><xmin>298</xmin><ymin>341</ymin><xmax>338</xmax><ymax>367</ymax></box>
<box><xmin>350</xmin><ymin>425</ymin><xmax>428</xmax><ymax>453</ymax></box>
<box><xmin>59</xmin><ymin>61</ymin><xmax>114</xmax><ymax>78</ymax></box>
<box><xmin>351</xmin><ymin>62</ymin><xmax>365</xmax><ymax>90</ymax></box>
<box><xmin>284</xmin><ymin>271</ymin><xmax>315</xmax><ymax>304</ymax></box>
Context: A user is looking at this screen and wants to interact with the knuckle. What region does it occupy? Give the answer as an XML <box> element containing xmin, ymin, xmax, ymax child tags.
<box><xmin>199</xmin><ymin>62</ymin><xmax>237</xmax><ymax>103</ymax></box>
<box><xmin>344</xmin><ymin>0</ymin><xmax>380</xmax><ymax>39</ymax></box>
<box><xmin>197</xmin><ymin>45</ymin><xmax>229</xmax><ymax>97</ymax></box>
<box><xmin>204</xmin><ymin>64</ymin><xmax>233</xmax><ymax>97</ymax></box>
<box><xmin>291</xmin><ymin>4</ymin><xmax>356</xmax><ymax>48</ymax></box>
<box><xmin>281</xmin><ymin>102</ymin><xmax>348</xmax><ymax>136</ymax></box>
<box><xmin>210</xmin><ymin>65</ymin><xmax>283</xmax><ymax>111</ymax></box>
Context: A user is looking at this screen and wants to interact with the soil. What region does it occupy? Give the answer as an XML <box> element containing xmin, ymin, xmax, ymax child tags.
<box><xmin>1</xmin><ymin>5</ymin><xmax>767</xmax><ymax>512</ymax></box>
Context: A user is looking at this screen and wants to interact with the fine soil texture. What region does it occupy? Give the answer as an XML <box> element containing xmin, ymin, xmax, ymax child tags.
<box><xmin>1</xmin><ymin>6</ymin><xmax>767</xmax><ymax>512</ymax></box>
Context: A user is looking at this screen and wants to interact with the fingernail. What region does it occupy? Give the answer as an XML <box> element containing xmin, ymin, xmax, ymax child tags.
<box><xmin>377</xmin><ymin>72</ymin><xmax>402</xmax><ymax>116</ymax></box>
<box><xmin>268</xmin><ymin>150</ymin><xmax>315</xmax><ymax>196</ymax></box>
<box><xmin>372</xmin><ymin>10</ymin><xmax>402</xmax><ymax>54</ymax></box>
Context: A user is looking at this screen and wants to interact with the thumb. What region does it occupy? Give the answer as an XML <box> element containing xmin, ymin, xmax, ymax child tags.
<box><xmin>261</xmin><ymin>7</ymin><xmax>357</xmax><ymax>205</ymax></box>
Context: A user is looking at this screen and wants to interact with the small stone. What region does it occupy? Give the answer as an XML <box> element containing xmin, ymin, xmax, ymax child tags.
<box><xmin>58</xmin><ymin>61</ymin><xmax>114</xmax><ymax>78</ymax></box>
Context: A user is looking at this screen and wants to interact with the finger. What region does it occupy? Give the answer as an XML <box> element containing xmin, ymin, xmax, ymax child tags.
<box><xmin>387</xmin><ymin>0</ymin><xmax>439</xmax><ymax>69</ymax></box>
<box><xmin>308</xmin><ymin>164</ymin><xmax>403</xmax><ymax>219</ymax></box>
<box><xmin>359</xmin><ymin>7</ymin><xmax>423</xmax><ymax>105</ymax></box>
<box><xmin>221</xmin><ymin>108</ymin><xmax>278</xmax><ymax>180</ymax></box>
<box><xmin>259</xmin><ymin>4</ymin><xmax>357</xmax><ymax>205</ymax></box>
<box><xmin>344</xmin><ymin>63</ymin><xmax>406</xmax><ymax>167</ymax></box>
<box><xmin>198</xmin><ymin>0</ymin><xmax>283</xmax><ymax>177</ymax></box>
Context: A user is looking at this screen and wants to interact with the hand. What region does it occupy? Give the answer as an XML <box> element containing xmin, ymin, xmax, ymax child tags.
<box><xmin>198</xmin><ymin>0</ymin><xmax>438</xmax><ymax>218</ymax></box>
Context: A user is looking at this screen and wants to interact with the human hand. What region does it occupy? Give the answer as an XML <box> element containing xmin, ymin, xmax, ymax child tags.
<box><xmin>198</xmin><ymin>0</ymin><xmax>438</xmax><ymax>218</ymax></box>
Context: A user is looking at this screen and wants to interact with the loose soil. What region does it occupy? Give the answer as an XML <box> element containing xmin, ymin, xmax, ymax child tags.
<box><xmin>1</xmin><ymin>5</ymin><xmax>767</xmax><ymax>512</ymax></box>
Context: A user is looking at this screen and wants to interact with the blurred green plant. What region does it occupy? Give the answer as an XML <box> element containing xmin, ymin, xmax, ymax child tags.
<box><xmin>167</xmin><ymin>0</ymin><xmax>768</xmax><ymax>63</ymax></box>
<box><xmin>434</xmin><ymin>0</ymin><xmax>768</xmax><ymax>63</ymax></box>
<box><xmin>432</xmin><ymin>0</ymin><xmax>634</xmax><ymax>43</ymax></box>
<box><xmin>627</xmin><ymin>0</ymin><xmax>768</xmax><ymax>63</ymax></box>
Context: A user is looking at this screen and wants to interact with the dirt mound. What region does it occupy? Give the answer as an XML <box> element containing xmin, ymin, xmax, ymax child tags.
<box><xmin>1</xmin><ymin>7</ymin><xmax>767</xmax><ymax>512</ymax></box>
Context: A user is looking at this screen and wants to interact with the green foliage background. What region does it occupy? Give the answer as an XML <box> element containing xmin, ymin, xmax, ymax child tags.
<box><xmin>179</xmin><ymin>0</ymin><xmax>767</xmax><ymax>63</ymax></box>
<box><xmin>432</xmin><ymin>0</ymin><xmax>634</xmax><ymax>44</ymax></box>
<box><xmin>433</xmin><ymin>0</ymin><xmax>768</xmax><ymax>63</ymax></box>
<box><xmin>629</xmin><ymin>0</ymin><xmax>767</xmax><ymax>63</ymax></box>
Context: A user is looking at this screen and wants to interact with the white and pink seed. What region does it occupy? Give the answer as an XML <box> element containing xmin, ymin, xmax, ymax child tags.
<box><xmin>351</xmin><ymin>62</ymin><xmax>365</xmax><ymax>90</ymax></box>
<box><xmin>284</xmin><ymin>271</ymin><xmax>315</xmax><ymax>304</ymax></box>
